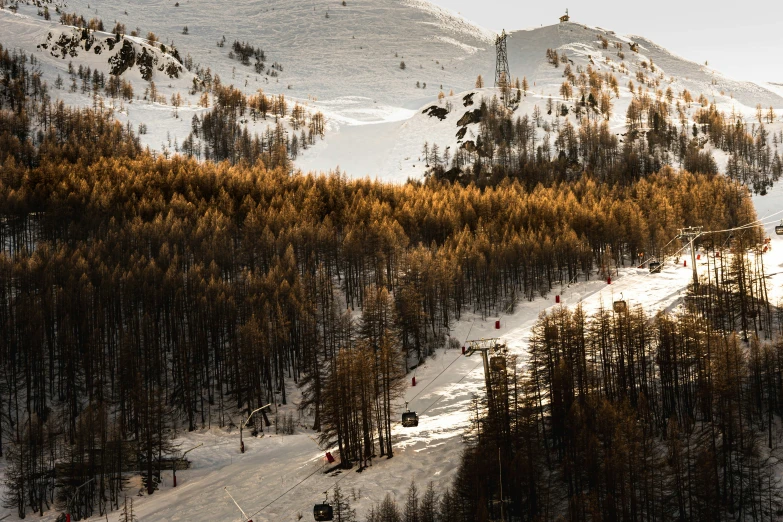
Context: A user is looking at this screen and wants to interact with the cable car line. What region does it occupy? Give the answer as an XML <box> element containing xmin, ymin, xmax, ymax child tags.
<box><xmin>320</xmin><ymin>212</ymin><xmax>772</xmax><ymax>517</ymax></box>
<box><xmin>244</xmin><ymin>212</ymin><xmax>774</xmax><ymax>520</ymax></box>
<box><xmin>699</xmin><ymin>210</ymin><xmax>783</xmax><ymax>236</ymax></box>
<box><xmin>242</xmin><ymin>243</ymin><xmax>681</xmax><ymax>521</ymax></box>
<box><xmin>587</xmin><ymin>205</ymin><xmax>779</xmax><ymax>309</ymax></box>
<box><xmin>244</xmin><ymin>465</ymin><xmax>324</xmax><ymax>522</ymax></box>
<box><xmin>406</xmin><ymin>349</ymin><xmax>465</xmax><ymax>405</ymax></box>
<box><xmin>245</xmin><ymin>339</ymin><xmax>484</xmax><ymax>519</ymax></box>
<box><xmin>418</xmin><ymin>359</ymin><xmax>486</xmax><ymax>418</ymax></box>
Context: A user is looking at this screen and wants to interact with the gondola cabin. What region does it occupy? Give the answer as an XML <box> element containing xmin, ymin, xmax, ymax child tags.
<box><xmin>649</xmin><ymin>261</ymin><xmax>662</xmax><ymax>273</ymax></box>
<box><xmin>776</xmin><ymin>224</ymin><xmax>783</xmax><ymax>236</ymax></box>
<box><xmin>613</xmin><ymin>300</ymin><xmax>627</xmax><ymax>313</ymax></box>
<box><xmin>314</xmin><ymin>503</ymin><xmax>334</xmax><ymax>521</ymax></box>
<box><xmin>402</xmin><ymin>411</ymin><xmax>419</xmax><ymax>427</ymax></box>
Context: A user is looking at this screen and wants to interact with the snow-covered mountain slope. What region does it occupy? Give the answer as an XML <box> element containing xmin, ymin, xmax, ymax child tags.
<box><xmin>305</xmin><ymin>20</ymin><xmax>783</xmax><ymax>180</ymax></box>
<box><xmin>0</xmin><ymin>9</ymin><xmax>195</xmax><ymax>91</ymax></box>
<box><xmin>51</xmin><ymin>1</ymin><xmax>783</xmax><ymax>119</ymax></box>
<box><xmin>766</xmin><ymin>82</ymin><xmax>783</xmax><ymax>100</ymax></box>
<box><xmin>39</xmin><ymin>25</ymin><xmax>189</xmax><ymax>83</ymax></box>
<box><xmin>54</xmin><ymin>0</ymin><xmax>493</xmax><ymax>119</ymax></box>
<box><xmin>2</xmin><ymin>2</ymin><xmax>781</xmax><ymax>180</ymax></box>
<box><xmin>300</xmin><ymin>19</ymin><xmax>783</xmax><ymax>179</ymax></box>
<box><xmin>503</xmin><ymin>22</ymin><xmax>782</xmax><ymax>109</ymax></box>
<box><xmin>0</xmin><ymin>4</ymin><xmax>330</xmax><ymax>162</ymax></box>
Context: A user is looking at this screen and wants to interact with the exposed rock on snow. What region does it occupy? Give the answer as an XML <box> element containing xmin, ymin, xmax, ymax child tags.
<box><xmin>39</xmin><ymin>25</ymin><xmax>185</xmax><ymax>82</ymax></box>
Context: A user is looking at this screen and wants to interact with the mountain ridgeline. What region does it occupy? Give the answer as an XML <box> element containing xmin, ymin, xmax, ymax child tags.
<box><xmin>422</xmin><ymin>38</ymin><xmax>782</xmax><ymax>192</ymax></box>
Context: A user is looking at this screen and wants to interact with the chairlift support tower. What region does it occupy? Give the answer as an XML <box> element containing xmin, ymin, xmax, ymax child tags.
<box><xmin>678</xmin><ymin>227</ymin><xmax>702</xmax><ymax>288</ymax></box>
<box><xmin>466</xmin><ymin>339</ymin><xmax>506</xmax><ymax>415</ymax></box>
<box><xmin>239</xmin><ymin>403</ymin><xmax>271</xmax><ymax>453</ymax></box>
<box><xmin>495</xmin><ymin>30</ymin><xmax>511</xmax><ymax>106</ymax></box>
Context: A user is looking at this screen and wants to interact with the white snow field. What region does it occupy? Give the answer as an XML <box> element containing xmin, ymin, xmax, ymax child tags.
<box><xmin>2</xmin><ymin>0</ymin><xmax>781</xmax><ymax>179</ymax></box>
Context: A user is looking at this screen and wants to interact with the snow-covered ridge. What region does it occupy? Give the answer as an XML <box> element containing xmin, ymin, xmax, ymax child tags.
<box><xmin>433</xmin><ymin>35</ymin><xmax>485</xmax><ymax>55</ymax></box>
<box><xmin>402</xmin><ymin>0</ymin><xmax>495</xmax><ymax>43</ymax></box>
<box><xmin>38</xmin><ymin>25</ymin><xmax>189</xmax><ymax>83</ymax></box>
<box><xmin>508</xmin><ymin>22</ymin><xmax>782</xmax><ymax>109</ymax></box>
<box><xmin>2</xmin><ymin>1</ymin><xmax>782</xmax><ymax>181</ymax></box>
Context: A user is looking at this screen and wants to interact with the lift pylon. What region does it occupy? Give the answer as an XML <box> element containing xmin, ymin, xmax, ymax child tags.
<box><xmin>465</xmin><ymin>339</ymin><xmax>507</xmax><ymax>417</ymax></box>
<box><xmin>678</xmin><ymin>226</ymin><xmax>703</xmax><ymax>288</ymax></box>
<box><xmin>495</xmin><ymin>30</ymin><xmax>511</xmax><ymax>106</ymax></box>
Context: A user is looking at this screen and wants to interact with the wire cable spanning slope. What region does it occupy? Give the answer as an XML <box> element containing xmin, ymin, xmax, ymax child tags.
<box><xmin>572</xmin><ymin>208</ymin><xmax>777</xmax><ymax>313</ymax></box>
<box><xmin>243</xmin><ymin>464</ymin><xmax>324</xmax><ymax>521</ymax></box>
<box><xmin>244</xmin><ymin>323</ymin><xmax>482</xmax><ymax>518</ymax></box>
<box><xmin>243</xmin><ymin>212</ymin><xmax>773</xmax><ymax>520</ymax></box>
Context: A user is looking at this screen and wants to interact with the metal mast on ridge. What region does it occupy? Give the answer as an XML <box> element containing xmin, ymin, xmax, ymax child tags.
<box><xmin>495</xmin><ymin>30</ymin><xmax>510</xmax><ymax>106</ymax></box>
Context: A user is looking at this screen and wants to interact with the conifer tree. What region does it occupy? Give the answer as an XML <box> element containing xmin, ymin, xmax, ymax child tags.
<box><xmin>118</xmin><ymin>497</ymin><xmax>136</xmax><ymax>522</ymax></box>
<box><xmin>332</xmin><ymin>484</ymin><xmax>356</xmax><ymax>522</ymax></box>
<box><xmin>420</xmin><ymin>482</ymin><xmax>437</xmax><ymax>522</ymax></box>
<box><xmin>377</xmin><ymin>493</ymin><xmax>402</xmax><ymax>522</ymax></box>
<box><xmin>403</xmin><ymin>481</ymin><xmax>419</xmax><ymax>522</ymax></box>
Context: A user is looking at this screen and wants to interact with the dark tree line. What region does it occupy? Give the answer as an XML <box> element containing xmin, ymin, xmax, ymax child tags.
<box><xmin>693</xmin><ymin>103</ymin><xmax>783</xmax><ymax>194</ymax></box>
<box><xmin>229</xmin><ymin>40</ymin><xmax>267</xmax><ymax>73</ymax></box>
<box><xmin>182</xmin><ymin>83</ymin><xmax>325</xmax><ymax>166</ymax></box>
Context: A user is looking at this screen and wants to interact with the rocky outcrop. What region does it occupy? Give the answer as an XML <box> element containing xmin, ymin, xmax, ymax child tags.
<box><xmin>136</xmin><ymin>47</ymin><xmax>154</xmax><ymax>81</ymax></box>
<box><xmin>108</xmin><ymin>39</ymin><xmax>136</xmax><ymax>76</ymax></box>
<box><xmin>456</xmin><ymin>109</ymin><xmax>481</xmax><ymax>127</ymax></box>
<box><xmin>39</xmin><ymin>27</ymin><xmax>184</xmax><ymax>81</ymax></box>
<box><xmin>422</xmin><ymin>105</ymin><xmax>449</xmax><ymax>121</ymax></box>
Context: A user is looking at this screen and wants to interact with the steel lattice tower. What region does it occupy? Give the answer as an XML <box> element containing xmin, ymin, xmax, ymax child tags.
<box><xmin>495</xmin><ymin>30</ymin><xmax>510</xmax><ymax>105</ymax></box>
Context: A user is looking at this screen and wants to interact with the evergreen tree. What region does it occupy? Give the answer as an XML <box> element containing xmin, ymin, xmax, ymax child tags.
<box><xmin>403</xmin><ymin>481</ymin><xmax>419</xmax><ymax>522</ymax></box>
<box><xmin>118</xmin><ymin>497</ymin><xmax>136</xmax><ymax>522</ymax></box>
<box><xmin>377</xmin><ymin>493</ymin><xmax>402</xmax><ymax>522</ymax></box>
<box><xmin>420</xmin><ymin>482</ymin><xmax>437</xmax><ymax>522</ymax></box>
<box><xmin>332</xmin><ymin>484</ymin><xmax>356</xmax><ymax>522</ymax></box>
